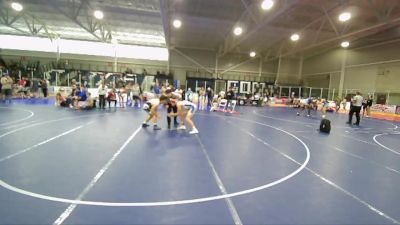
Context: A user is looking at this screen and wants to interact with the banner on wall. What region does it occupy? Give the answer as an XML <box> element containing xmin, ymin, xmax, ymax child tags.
<box><xmin>371</xmin><ymin>104</ymin><xmax>397</xmax><ymax>114</ymax></box>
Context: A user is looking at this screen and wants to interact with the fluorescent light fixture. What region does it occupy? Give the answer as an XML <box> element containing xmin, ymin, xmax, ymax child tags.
<box><xmin>0</xmin><ymin>34</ymin><xmax>168</xmax><ymax>61</ymax></box>
<box><xmin>339</xmin><ymin>12</ymin><xmax>351</xmax><ymax>22</ymax></box>
<box><xmin>117</xmin><ymin>45</ymin><xmax>168</xmax><ymax>61</ymax></box>
<box><xmin>0</xmin><ymin>35</ymin><xmax>56</xmax><ymax>52</ymax></box>
<box><xmin>94</xmin><ymin>10</ymin><xmax>104</xmax><ymax>19</ymax></box>
<box><xmin>250</xmin><ymin>51</ymin><xmax>256</xmax><ymax>57</ymax></box>
<box><xmin>173</xmin><ymin>19</ymin><xmax>182</xmax><ymax>28</ymax></box>
<box><xmin>290</xmin><ymin>33</ymin><xmax>300</xmax><ymax>41</ymax></box>
<box><xmin>341</xmin><ymin>41</ymin><xmax>350</xmax><ymax>48</ymax></box>
<box><xmin>11</xmin><ymin>2</ymin><xmax>23</xmax><ymax>11</ymax></box>
<box><xmin>261</xmin><ymin>0</ymin><xmax>274</xmax><ymax>10</ymax></box>
<box><xmin>234</xmin><ymin>27</ymin><xmax>243</xmax><ymax>36</ymax></box>
<box><xmin>59</xmin><ymin>39</ymin><xmax>114</xmax><ymax>57</ymax></box>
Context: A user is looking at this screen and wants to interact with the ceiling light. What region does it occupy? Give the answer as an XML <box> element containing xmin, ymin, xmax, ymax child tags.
<box><xmin>94</xmin><ymin>10</ymin><xmax>104</xmax><ymax>20</ymax></box>
<box><xmin>339</xmin><ymin>12</ymin><xmax>351</xmax><ymax>22</ymax></box>
<box><xmin>261</xmin><ymin>0</ymin><xmax>274</xmax><ymax>10</ymax></box>
<box><xmin>290</xmin><ymin>33</ymin><xmax>300</xmax><ymax>41</ymax></box>
<box><xmin>233</xmin><ymin>27</ymin><xmax>243</xmax><ymax>36</ymax></box>
<box><xmin>11</xmin><ymin>2</ymin><xmax>23</xmax><ymax>11</ymax></box>
<box><xmin>250</xmin><ymin>51</ymin><xmax>256</xmax><ymax>57</ymax></box>
<box><xmin>173</xmin><ymin>19</ymin><xmax>182</xmax><ymax>28</ymax></box>
<box><xmin>341</xmin><ymin>41</ymin><xmax>350</xmax><ymax>48</ymax></box>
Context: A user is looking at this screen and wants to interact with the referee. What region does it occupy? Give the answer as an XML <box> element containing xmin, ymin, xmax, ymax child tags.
<box><xmin>347</xmin><ymin>91</ymin><xmax>363</xmax><ymax>126</ymax></box>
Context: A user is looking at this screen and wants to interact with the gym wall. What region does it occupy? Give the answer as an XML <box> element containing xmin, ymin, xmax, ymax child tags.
<box><xmin>302</xmin><ymin>41</ymin><xmax>400</xmax><ymax>93</ymax></box>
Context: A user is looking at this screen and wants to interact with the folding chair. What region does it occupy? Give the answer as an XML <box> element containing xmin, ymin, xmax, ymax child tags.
<box><xmin>227</xmin><ymin>100</ymin><xmax>237</xmax><ymax>112</ymax></box>
<box><xmin>218</xmin><ymin>99</ymin><xmax>227</xmax><ymax>111</ymax></box>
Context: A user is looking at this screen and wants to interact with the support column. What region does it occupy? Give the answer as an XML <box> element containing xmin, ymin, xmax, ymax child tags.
<box><xmin>387</xmin><ymin>91</ymin><xmax>390</xmax><ymax>104</ymax></box>
<box><xmin>338</xmin><ymin>49</ymin><xmax>347</xmax><ymax>98</ymax></box>
<box><xmin>298</xmin><ymin>55</ymin><xmax>303</xmax><ymax>84</ymax></box>
<box><xmin>275</xmin><ymin>54</ymin><xmax>282</xmax><ymax>86</ymax></box>
<box><xmin>56</xmin><ymin>39</ymin><xmax>60</xmax><ymax>62</ymax></box>
<box><xmin>167</xmin><ymin>49</ymin><xmax>170</xmax><ymax>75</ymax></box>
<box><xmin>67</xmin><ymin>73</ymin><xmax>70</xmax><ymax>87</ymax></box>
<box><xmin>215</xmin><ymin>53</ymin><xmax>219</xmax><ymax>79</ymax></box>
<box><xmin>113</xmin><ymin>45</ymin><xmax>118</xmax><ymax>72</ymax></box>
<box><xmin>258</xmin><ymin>56</ymin><xmax>263</xmax><ymax>77</ymax></box>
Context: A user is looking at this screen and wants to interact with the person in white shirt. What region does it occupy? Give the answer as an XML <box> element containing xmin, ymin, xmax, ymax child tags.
<box><xmin>142</xmin><ymin>95</ymin><xmax>170</xmax><ymax>130</ymax></box>
<box><xmin>168</xmin><ymin>100</ymin><xmax>199</xmax><ymax>134</ymax></box>
<box><xmin>98</xmin><ymin>83</ymin><xmax>108</xmax><ymax>109</ymax></box>
<box><xmin>347</xmin><ymin>91</ymin><xmax>363</xmax><ymax>126</ymax></box>
<box><xmin>130</xmin><ymin>83</ymin><xmax>141</xmax><ymax>107</ymax></box>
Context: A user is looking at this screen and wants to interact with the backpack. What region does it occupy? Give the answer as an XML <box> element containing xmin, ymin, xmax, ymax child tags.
<box><xmin>320</xmin><ymin>118</ymin><xmax>331</xmax><ymax>133</ymax></box>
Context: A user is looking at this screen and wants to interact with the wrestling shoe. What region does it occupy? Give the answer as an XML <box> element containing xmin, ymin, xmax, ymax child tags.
<box><xmin>189</xmin><ymin>129</ymin><xmax>199</xmax><ymax>134</ymax></box>
<box><xmin>153</xmin><ymin>125</ymin><xmax>161</xmax><ymax>130</ymax></box>
<box><xmin>177</xmin><ymin>125</ymin><xmax>186</xmax><ymax>130</ymax></box>
<box><xmin>142</xmin><ymin>123</ymin><xmax>149</xmax><ymax>128</ymax></box>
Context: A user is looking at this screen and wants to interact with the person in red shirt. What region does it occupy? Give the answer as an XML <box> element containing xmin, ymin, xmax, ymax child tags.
<box><xmin>107</xmin><ymin>88</ymin><xmax>117</xmax><ymax>108</ymax></box>
<box><xmin>18</xmin><ymin>77</ymin><xmax>26</xmax><ymax>98</ymax></box>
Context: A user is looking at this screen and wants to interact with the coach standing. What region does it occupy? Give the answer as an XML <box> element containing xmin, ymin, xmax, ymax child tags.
<box><xmin>347</xmin><ymin>91</ymin><xmax>363</xmax><ymax>126</ymax></box>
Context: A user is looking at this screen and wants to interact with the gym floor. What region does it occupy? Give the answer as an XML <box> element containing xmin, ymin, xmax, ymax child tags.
<box><xmin>0</xmin><ymin>102</ymin><xmax>399</xmax><ymax>225</ymax></box>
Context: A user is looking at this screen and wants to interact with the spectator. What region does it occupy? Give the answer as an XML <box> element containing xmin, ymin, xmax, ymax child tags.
<box><xmin>79</xmin><ymin>92</ymin><xmax>94</xmax><ymax>110</ymax></box>
<box><xmin>98</xmin><ymin>83</ymin><xmax>108</xmax><ymax>109</ymax></box>
<box><xmin>198</xmin><ymin>87</ymin><xmax>206</xmax><ymax>110</ymax></box>
<box><xmin>1</xmin><ymin>74</ymin><xmax>13</xmax><ymax>103</ymax></box>
<box><xmin>186</xmin><ymin>88</ymin><xmax>193</xmax><ymax>102</ymax></box>
<box><xmin>55</xmin><ymin>92</ymin><xmax>67</xmax><ymax>107</ymax></box>
<box><xmin>18</xmin><ymin>77</ymin><xmax>26</xmax><ymax>98</ymax></box>
<box><xmin>225</xmin><ymin>87</ymin><xmax>235</xmax><ymax>111</ymax></box>
<box><xmin>24</xmin><ymin>77</ymin><xmax>31</xmax><ymax>98</ymax></box>
<box><xmin>366</xmin><ymin>95</ymin><xmax>373</xmax><ymax>117</ymax></box>
<box><xmin>118</xmin><ymin>85</ymin><xmax>127</xmax><ymax>108</ymax></box>
<box><xmin>107</xmin><ymin>88</ymin><xmax>117</xmax><ymax>108</ymax></box>
<box><xmin>206</xmin><ymin>87</ymin><xmax>213</xmax><ymax>108</ymax></box>
<box><xmin>334</xmin><ymin>96</ymin><xmax>341</xmax><ymax>112</ymax></box>
<box><xmin>41</xmin><ymin>78</ymin><xmax>48</xmax><ymax>98</ymax></box>
<box><xmin>131</xmin><ymin>83</ymin><xmax>141</xmax><ymax>107</ymax></box>
<box><xmin>31</xmin><ymin>78</ymin><xmax>40</xmax><ymax>98</ymax></box>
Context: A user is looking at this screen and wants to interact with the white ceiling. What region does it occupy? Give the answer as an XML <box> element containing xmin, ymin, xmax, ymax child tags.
<box><xmin>1</xmin><ymin>0</ymin><xmax>400</xmax><ymax>59</ymax></box>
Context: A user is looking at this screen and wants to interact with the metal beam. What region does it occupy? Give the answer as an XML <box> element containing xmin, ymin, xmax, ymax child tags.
<box><xmin>367</xmin><ymin>0</ymin><xmax>384</xmax><ymax>21</ymax></box>
<box><xmin>172</xmin><ymin>48</ymin><xmax>214</xmax><ymax>74</ymax></box>
<box><xmin>322</xmin><ymin>6</ymin><xmax>339</xmax><ymax>36</ymax></box>
<box><xmin>240</xmin><ymin>0</ymin><xmax>259</xmax><ymax>25</ymax></box>
<box><xmin>220</xmin><ymin>57</ymin><xmax>258</xmax><ymax>75</ymax></box>
<box><xmin>258</xmin><ymin>2</ymin><xmax>342</xmax><ymax>59</ymax></box>
<box><xmin>384</xmin><ymin>1</ymin><xmax>397</xmax><ymax>20</ymax></box>
<box><xmin>220</xmin><ymin>0</ymin><xmax>299</xmax><ymax>57</ymax></box>
<box><xmin>47</xmin><ymin>0</ymin><xmax>111</xmax><ymax>42</ymax></box>
<box><xmin>218</xmin><ymin>0</ymin><xmax>262</xmax><ymax>57</ymax></box>
<box><xmin>313</xmin><ymin>19</ymin><xmax>326</xmax><ymax>44</ymax></box>
<box><xmin>159</xmin><ymin>0</ymin><xmax>170</xmax><ymax>48</ymax></box>
<box><xmin>0</xmin><ymin>7</ymin><xmax>58</xmax><ymax>39</ymax></box>
<box><xmin>275</xmin><ymin>16</ymin><xmax>400</xmax><ymax>60</ymax></box>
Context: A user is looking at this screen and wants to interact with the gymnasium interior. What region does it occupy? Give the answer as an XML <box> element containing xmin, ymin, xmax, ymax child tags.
<box><xmin>1</xmin><ymin>0</ymin><xmax>400</xmax><ymax>224</ymax></box>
